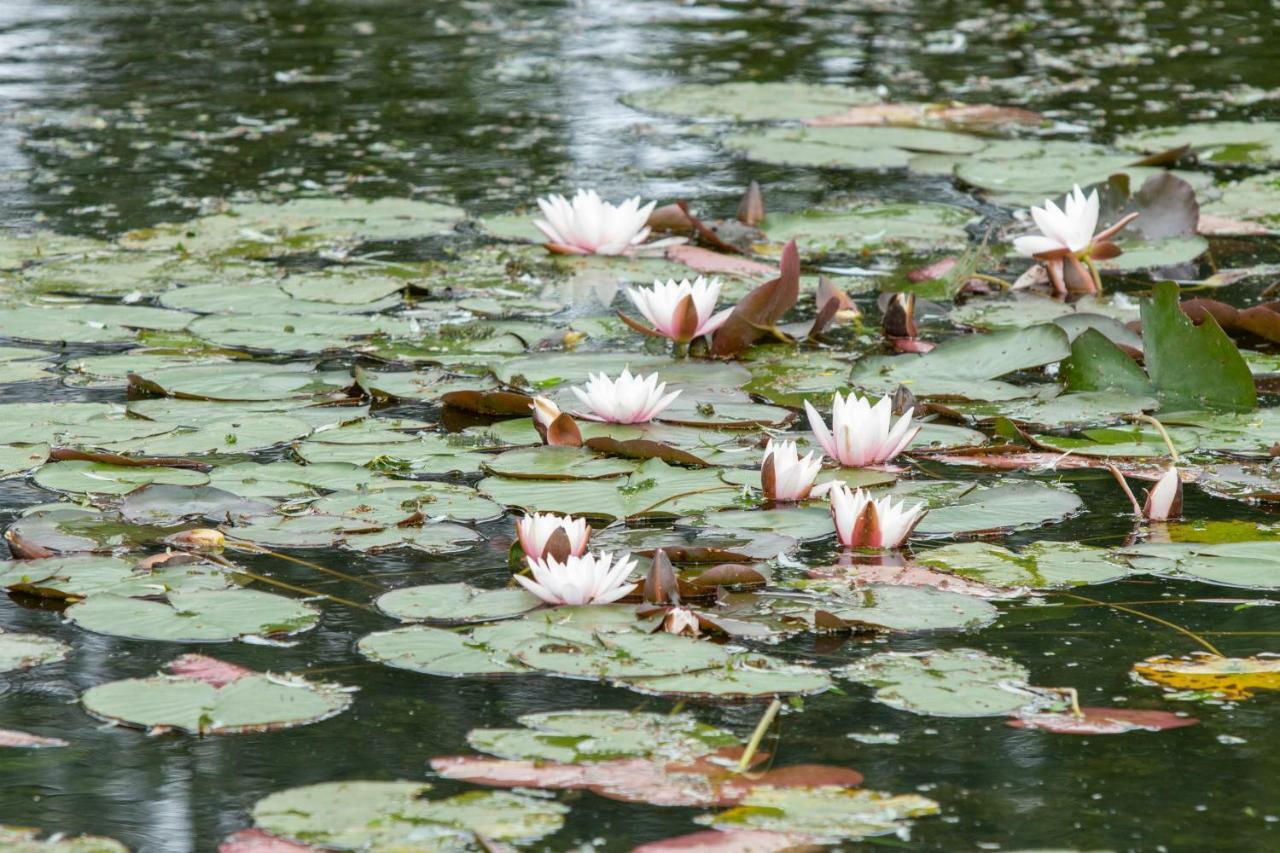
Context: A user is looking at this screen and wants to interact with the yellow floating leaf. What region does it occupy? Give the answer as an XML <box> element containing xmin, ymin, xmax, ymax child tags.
<box><xmin>1133</xmin><ymin>653</ymin><xmax>1280</xmax><ymax>699</ymax></box>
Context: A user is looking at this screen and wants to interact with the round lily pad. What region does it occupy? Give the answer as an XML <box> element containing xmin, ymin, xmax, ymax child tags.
<box><xmin>918</xmin><ymin>541</ymin><xmax>1135</xmax><ymax>589</ymax></box>
<box><xmin>66</xmin><ymin>590</ymin><xmax>320</xmax><ymax>643</ymax></box>
<box><xmin>82</xmin><ymin>672</ymin><xmax>352</xmax><ymax>735</ymax></box>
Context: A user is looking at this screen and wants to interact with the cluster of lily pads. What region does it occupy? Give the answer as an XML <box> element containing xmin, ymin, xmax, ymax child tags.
<box><xmin>2</xmin><ymin>80</ymin><xmax>1280</xmax><ymax>849</ymax></box>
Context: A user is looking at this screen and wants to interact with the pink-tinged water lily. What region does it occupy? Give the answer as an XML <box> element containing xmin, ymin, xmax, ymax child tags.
<box><xmin>533</xmin><ymin>189</ymin><xmax>656</xmax><ymax>256</ymax></box>
<box><xmin>620</xmin><ymin>277</ymin><xmax>733</xmax><ymax>343</ymax></box>
<box><xmin>1143</xmin><ymin>467</ymin><xmax>1183</xmax><ymax>522</ymax></box>
<box><xmin>1013</xmin><ymin>184</ymin><xmax>1139</xmax><ymax>296</ymax></box>
<box><xmin>804</xmin><ymin>392</ymin><xmax>920</xmax><ymax>468</ymax></box>
<box><xmin>828</xmin><ymin>483</ymin><xmax>926</xmax><ymax>550</ymax></box>
<box><xmin>663</xmin><ymin>607</ymin><xmax>701</xmax><ymax>637</ymax></box>
<box><xmin>761</xmin><ymin>439</ymin><xmax>823</xmax><ymax>503</ymax></box>
<box><xmin>571</xmin><ymin>368</ymin><xmax>681</xmax><ymax>424</ymax></box>
<box><xmin>516</xmin><ymin>551</ymin><xmax>638</xmax><ymax>606</ymax></box>
<box><xmin>515</xmin><ymin>512</ymin><xmax>591</xmax><ymax>562</ymax></box>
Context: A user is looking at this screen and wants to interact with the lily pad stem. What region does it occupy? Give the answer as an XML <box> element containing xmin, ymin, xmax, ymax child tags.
<box><xmin>1105</xmin><ymin>464</ymin><xmax>1143</xmax><ymax>518</ymax></box>
<box><xmin>1134</xmin><ymin>414</ymin><xmax>1180</xmax><ymax>462</ymax></box>
<box><xmin>226</xmin><ymin>539</ymin><xmax>384</xmax><ymax>589</ymax></box>
<box><xmin>204</xmin><ymin>554</ymin><xmax>372</xmax><ymax>611</ymax></box>
<box><xmin>1058</xmin><ymin>591</ymin><xmax>1222</xmax><ymax>657</ymax></box>
<box><xmin>1083</xmin><ymin>255</ymin><xmax>1104</xmax><ymax>294</ymax></box>
<box><xmin>737</xmin><ymin>697</ymin><xmax>782</xmax><ymax>773</ymax></box>
<box><xmin>969</xmin><ymin>273</ymin><xmax>1013</xmax><ymax>290</ymax></box>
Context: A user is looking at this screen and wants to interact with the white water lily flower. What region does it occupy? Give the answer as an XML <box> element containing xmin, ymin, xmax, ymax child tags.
<box><xmin>624</xmin><ymin>277</ymin><xmax>733</xmax><ymax>342</ymax></box>
<box><xmin>534</xmin><ymin>189</ymin><xmax>655</xmax><ymax>256</ymax></box>
<box><xmin>517</xmin><ymin>551</ymin><xmax>638</xmax><ymax>606</ymax></box>
<box><xmin>1013</xmin><ymin>184</ymin><xmax>1139</xmax><ymax>296</ymax></box>
<box><xmin>828</xmin><ymin>483</ymin><xmax>926</xmax><ymax>549</ymax></box>
<box><xmin>804</xmin><ymin>392</ymin><xmax>920</xmax><ymax>468</ymax></box>
<box><xmin>1014</xmin><ymin>184</ymin><xmax>1100</xmax><ymax>257</ymax></box>
<box><xmin>1143</xmin><ymin>467</ymin><xmax>1183</xmax><ymax>522</ymax></box>
<box><xmin>515</xmin><ymin>512</ymin><xmax>591</xmax><ymax>561</ymax></box>
<box><xmin>663</xmin><ymin>607</ymin><xmax>701</xmax><ymax>637</ymax></box>
<box><xmin>761</xmin><ymin>439</ymin><xmax>824</xmax><ymax>503</ymax></box>
<box><xmin>571</xmin><ymin>368</ymin><xmax>681</xmax><ymax>424</ymax></box>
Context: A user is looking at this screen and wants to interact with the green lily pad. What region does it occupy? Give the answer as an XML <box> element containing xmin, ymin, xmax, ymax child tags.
<box><xmin>480</xmin><ymin>458</ymin><xmax>737</xmax><ymax>521</ymax></box>
<box><xmin>914</xmin><ymin>481</ymin><xmax>1082</xmax><ymax>536</ymax></box>
<box><xmin>849</xmin><ymin>324</ymin><xmax>1070</xmax><ymax>401</ymax></box>
<box><xmin>207</xmin><ymin>461</ymin><xmax>377</xmax><ymax>498</ymax></box>
<box><xmin>757</xmin><ymin>202</ymin><xmax>975</xmax><ymax>255</ymax></box>
<box><xmin>623</xmin><ymin>81</ymin><xmax>880</xmax><ymax>122</ymax></box>
<box><xmin>0</xmin><ymin>826</ymin><xmax>128</xmax><ymax>852</ymax></box>
<box><xmin>700</xmin><ymin>786</ymin><xmax>940</xmax><ymax>839</ymax></box>
<box><xmin>466</xmin><ymin>709</ymin><xmax>739</xmax><ymax>763</ymax></box>
<box><xmin>1116</xmin><ymin>121</ymin><xmax>1280</xmax><ymax>165</ymax></box>
<box><xmin>918</xmin><ymin>541</ymin><xmax>1135</xmax><ymax>589</ymax></box>
<box><xmin>0</xmin><ymin>630</ymin><xmax>70</xmax><ymax>673</ymax></box>
<box><xmin>1121</xmin><ymin>541</ymin><xmax>1280</xmax><ymax>590</ymax></box>
<box><xmin>839</xmin><ymin>648</ymin><xmax>1041</xmax><ymax>716</ymax></box>
<box><xmin>724</xmin><ymin>125</ymin><xmax>986</xmax><ymax>171</ymax></box>
<box><xmin>252</xmin><ymin>781</ymin><xmax>566</xmax><ymax>847</ymax></box>
<box><xmin>376</xmin><ymin>583</ymin><xmax>542</xmax><ymax>624</ymax></box>
<box><xmin>82</xmin><ymin>672</ymin><xmax>352</xmax><ymax>734</ymax></box>
<box><xmin>66</xmin><ymin>590</ymin><xmax>320</xmax><ymax>643</ymax></box>
<box><xmin>357</xmin><ymin>625</ymin><xmax>527</xmax><ymax>677</ymax></box>
<box><xmin>34</xmin><ymin>461</ymin><xmax>210</xmax><ymax>496</ymax></box>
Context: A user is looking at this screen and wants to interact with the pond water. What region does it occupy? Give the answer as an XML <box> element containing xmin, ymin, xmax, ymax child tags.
<box><xmin>0</xmin><ymin>1</ymin><xmax>1279</xmax><ymax>851</ymax></box>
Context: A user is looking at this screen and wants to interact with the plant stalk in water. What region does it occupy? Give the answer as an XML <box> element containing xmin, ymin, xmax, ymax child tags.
<box><xmin>737</xmin><ymin>698</ymin><xmax>782</xmax><ymax>773</ymax></box>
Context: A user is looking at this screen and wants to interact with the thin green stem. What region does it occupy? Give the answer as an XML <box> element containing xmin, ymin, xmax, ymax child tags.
<box><xmin>737</xmin><ymin>698</ymin><xmax>782</xmax><ymax>773</ymax></box>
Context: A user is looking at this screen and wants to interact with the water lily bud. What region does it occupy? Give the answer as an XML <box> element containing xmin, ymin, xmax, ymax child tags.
<box><xmin>1143</xmin><ymin>467</ymin><xmax>1183</xmax><ymax>522</ymax></box>
<box><xmin>882</xmin><ymin>292</ymin><xmax>918</xmax><ymax>339</ymax></box>
<box><xmin>761</xmin><ymin>439</ymin><xmax>822</xmax><ymax>503</ymax></box>
<box><xmin>663</xmin><ymin>606</ymin><xmax>701</xmax><ymax>637</ymax></box>
<box><xmin>166</xmin><ymin>528</ymin><xmax>225</xmax><ymax>551</ymax></box>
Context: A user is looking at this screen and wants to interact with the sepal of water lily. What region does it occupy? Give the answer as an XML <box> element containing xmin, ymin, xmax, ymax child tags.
<box><xmin>530</xmin><ymin>395</ymin><xmax>583</xmax><ymax>447</ymax></box>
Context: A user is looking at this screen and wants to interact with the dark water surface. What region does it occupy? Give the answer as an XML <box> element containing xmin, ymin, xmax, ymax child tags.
<box><xmin>1</xmin><ymin>1</ymin><xmax>1279</xmax><ymax>851</ymax></box>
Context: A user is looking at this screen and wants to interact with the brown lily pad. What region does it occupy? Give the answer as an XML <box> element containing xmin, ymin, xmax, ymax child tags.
<box><xmin>431</xmin><ymin>746</ymin><xmax>863</xmax><ymax>808</ymax></box>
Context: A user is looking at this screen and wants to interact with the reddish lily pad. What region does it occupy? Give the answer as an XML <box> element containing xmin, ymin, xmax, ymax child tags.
<box><xmin>1008</xmin><ymin>708</ymin><xmax>1198</xmax><ymax>734</ymax></box>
